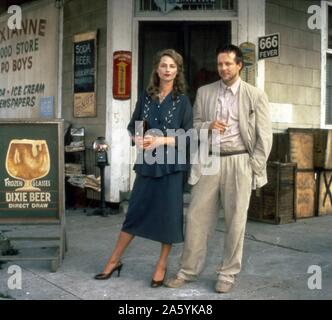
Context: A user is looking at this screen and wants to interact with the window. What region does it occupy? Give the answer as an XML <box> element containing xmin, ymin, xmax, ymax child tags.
<box><xmin>323</xmin><ymin>1</ymin><xmax>332</xmax><ymax>127</ymax></box>
<box><xmin>326</xmin><ymin>5</ymin><xmax>332</xmax><ymax>125</ymax></box>
<box><xmin>135</xmin><ymin>0</ymin><xmax>236</xmax><ymax>14</ymax></box>
<box><xmin>138</xmin><ymin>21</ymin><xmax>230</xmax><ymax>103</ymax></box>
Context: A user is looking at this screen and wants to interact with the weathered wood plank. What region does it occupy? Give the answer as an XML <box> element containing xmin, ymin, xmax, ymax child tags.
<box><xmin>295</xmin><ymin>171</ymin><xmax>316</xmax><ymax>218</ymax></box>
<box><xmin>289</xmin><ymin>131</ymin><xmax>314</xmax><ymax>170</ymax></box>
<box><xmin>318</xmin><ymin>171</ymin><xmax>332</xmax><ymax>216</ymax></box>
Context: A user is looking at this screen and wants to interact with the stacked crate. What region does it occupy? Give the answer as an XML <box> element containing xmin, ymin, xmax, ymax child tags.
<box><xmin>288</xmin><ymin>129</ymin><xmax>316</xmax><ymax>219</ymax></box>
<box><xmin>248</xmin><ymin>129</ymin><xmax>332</xmax><ymax>223</ymax></box>
<box><xmin>248</xmin><ymin>161</ymin><xmax>296</xmax><ymax>224</ymax></box>
<box><xmin>315</xmin><ymin>130</ymin><xmax>332</xmax><ymax>216</ymax></box>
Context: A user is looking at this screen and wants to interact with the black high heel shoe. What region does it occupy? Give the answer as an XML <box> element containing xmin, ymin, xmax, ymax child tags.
<box><xmin>150</xmin><ymin>268</ymin><xmax>167</xmax><ymax>288</ymax></box>
<box><xmin>94</xmin><ymin>262</ymin><xmax>123</xmax><ymax>280</ymax></box>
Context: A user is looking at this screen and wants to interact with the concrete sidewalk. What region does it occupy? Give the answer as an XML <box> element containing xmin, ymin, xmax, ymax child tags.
<box><xmin>0</xmin><ymin>208</ymin><xmax>331</xmax><ymax>300</ymax></box>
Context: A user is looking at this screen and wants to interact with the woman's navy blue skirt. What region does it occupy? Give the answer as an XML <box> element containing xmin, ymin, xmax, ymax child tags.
<box><xmin>122</xmin><ymin>172</ymin><xmax>184</xmax><ymax>244</ymax></box>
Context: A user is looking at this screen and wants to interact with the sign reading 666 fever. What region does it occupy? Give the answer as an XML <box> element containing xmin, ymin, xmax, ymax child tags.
<box><xmin>258</xmin><ymin>33</ymin><xmax>280</xmax><ymax>60</ymax></box>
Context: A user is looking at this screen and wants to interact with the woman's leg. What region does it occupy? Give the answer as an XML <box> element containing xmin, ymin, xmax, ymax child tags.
<box><xmin>152</xmin><ymin>243</ymin><xmax>172</xmax><ymax>281</ymax></box>
<box><xmin>101</xmin><ymin>231</ymin><xmax>134</xmax><ymax>274</ymax></box>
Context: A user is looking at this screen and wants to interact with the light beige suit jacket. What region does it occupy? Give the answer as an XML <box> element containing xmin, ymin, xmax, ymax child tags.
<box><xmin>188</xmin><ymin>79</ymin><xmax>273</xmax><ymax>189</ymax></box>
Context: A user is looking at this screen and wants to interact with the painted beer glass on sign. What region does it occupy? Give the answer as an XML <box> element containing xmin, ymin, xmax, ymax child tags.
<box><xmin>5</xmin><ymin>139</ymin><xmax>50</xmax><ymax>192</ymax></box>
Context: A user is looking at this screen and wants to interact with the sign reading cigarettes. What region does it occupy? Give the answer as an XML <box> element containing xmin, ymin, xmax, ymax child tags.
<box><xmin>258</xmin><ymin>33</ymin><xmax>280</xmax><ymax>60</ymax></box>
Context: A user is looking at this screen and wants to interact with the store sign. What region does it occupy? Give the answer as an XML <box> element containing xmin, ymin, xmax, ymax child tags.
<box><xmin>0</xmin><ymin>2</ymin><xmax>59</xmax><ymax>119</ymax></box>
<box><xmin>73</xmin><ymin>31</ymin><xmax>97</xmax><ymax>117</ymax></box>
<box><xmin>258</xmin><ymin>33</ymin><xmax>280</xmax><ymax>60</ymax></box>
<box><xmin>240</xmin><ymin>42</ymin><xmax>256</xmax><ymax>67</ymax></box>
<box><xmin>153</xmin><ymin>0</ymin><xmax>215</xmax><ymax>13</ymax></box>
<box><xmin>113</xmin><ymin>51</ymin><xmax>131</xmax><ymax>100</ymax></box>
<box><xmin>175</xmin><ymin>0</ymin><xmax>215</xmax><ymax>3</ymax></box>
<box><xmin>0</xmin><ymin>121</ymin><xmax>63</xmax><ymax>220</ymax></box>
<box><xmin>240</xmin><ymin>42</ymin><xmax>256</xmax><ymax>86</ymax></box>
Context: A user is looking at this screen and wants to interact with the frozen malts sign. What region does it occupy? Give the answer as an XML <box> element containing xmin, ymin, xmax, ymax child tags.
<box><xmin>0</xmin><ymin>3</ymin><xmax>59</xmax><ymax>118</ymax></box>
<box><xmin>258</xmin><ymin>33</ymin><xmax>280</xmax><ymax>60</ymax></box>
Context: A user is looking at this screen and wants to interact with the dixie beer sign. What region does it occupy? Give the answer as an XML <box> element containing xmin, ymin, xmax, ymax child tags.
<box><xmin>0</xmin><ymin>122</ymin><xmax>60</xmax><ymax>219</ymax></box>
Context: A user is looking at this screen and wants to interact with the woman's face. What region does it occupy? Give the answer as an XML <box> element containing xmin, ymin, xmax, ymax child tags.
<box><xmin>157</xmin><ymin>55</ymin><xmax>178</xmax><ymax>83</ymax></box>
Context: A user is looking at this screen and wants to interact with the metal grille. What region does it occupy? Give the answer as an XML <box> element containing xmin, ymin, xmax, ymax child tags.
<box><xmin>136</xmin><ymin>0</ymin><xmax>235</xmax><ymax>13</ymax></box>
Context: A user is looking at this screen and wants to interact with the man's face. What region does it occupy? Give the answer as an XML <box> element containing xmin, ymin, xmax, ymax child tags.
<box><xmin>217</xmin><ymin>52</ymin><xmax>242</xmax><ymax>86</ymax></box>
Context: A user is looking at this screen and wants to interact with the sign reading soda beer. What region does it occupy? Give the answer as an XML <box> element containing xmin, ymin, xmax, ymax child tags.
<box><xmin>0</xmin><ymin>120</ymin><xmax>63</xmax><ymax>219</ymax></box>
<box><xmin>113</xmin><ymin>51</ymin><xmax>131</xmax><ymax>100</ymax></box>
<box><xmin>73</xmin><ymin>31</ymin><xmax>97</xmax><ymax>117</ymax></box>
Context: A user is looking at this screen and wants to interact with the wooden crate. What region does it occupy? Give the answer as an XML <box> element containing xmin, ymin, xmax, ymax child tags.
<box><xmin>295</xmin><ymin>170</ymin><xmax>316</xmax><ymax>218</ymax></box>
<box><xmin>270</xmin><ymin>130</ymin><xmax>332</xmax><ymax>170</ymax></box>
<box><xmin>248</xmin><ymin>162</ymin><xmax>296</xmax><ymax>224</ymax></box>
<box><xmin>269</xmin><ymin>133</ymin><xmax>289</xmax><ymax>162</ymax></box>
<box><xmin>312</xmin><ymin>129</ymin><xmax>332</xmax><ymax>169</ymax></box>
<box><xmin>324</xmin><ymin>130</ymin><xmax>332</xmax><ymax>169</ymax></box>
<box><xmin>288</xmin><ymin>129</ymin><xmax>314</xmax><ymax>170</ymax></box>
<box><xmin>317</xmin><ymin>170</ymin><xmax>332</xmax><ymax>216</ymax></box>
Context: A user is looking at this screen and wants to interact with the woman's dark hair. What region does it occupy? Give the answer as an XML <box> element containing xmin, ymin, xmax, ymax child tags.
<box><xmin>147</xmin><ymin>49</ymin><xmax>186</xmax><ymax>100</ymax></box>
<box><xmin>216</xmin><ymin>44</ymin><xmax>244</xmax><ymax>70</ymax></box>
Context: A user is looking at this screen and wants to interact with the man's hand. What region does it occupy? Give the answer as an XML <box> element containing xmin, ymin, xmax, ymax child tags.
<box><xmin>209</xmin><ymin>120</ymin><xmax>229</xmax><ymax>134</ymax></box>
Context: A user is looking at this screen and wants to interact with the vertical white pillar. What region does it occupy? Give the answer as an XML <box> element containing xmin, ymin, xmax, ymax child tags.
<box><xmin>57</xmin><ymin>5</ymin><xmax>63</xmax><ymax>118</ymax></box>
<box><xmin>105</xmin><ymin>0</ymin><xmax>133</xmax><ymax>202</ymax></box>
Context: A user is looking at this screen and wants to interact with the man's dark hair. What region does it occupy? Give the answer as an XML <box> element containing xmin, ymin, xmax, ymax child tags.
<box><xmin>216</xmin><ymin>44</ymin><xmax>244</xmax><ymax>67</ymax></box>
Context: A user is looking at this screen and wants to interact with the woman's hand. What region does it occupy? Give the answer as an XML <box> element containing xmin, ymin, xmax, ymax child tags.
<box><xmin>133</xmin><ymin>136</ymin><xmax>162</xmax><ymax>150</ymax></box>
<box><xmin>144</xmin><ymin>136</ymin><xmax>176</xmax><ymax>150</ymax></box>
<box><xmin>133</xmin><ymin>136</ymin><xmax>145</xmax><ymax>149</ymax></box>
<box><xmin>143</xmin><ymin>135</ymin><xmax>163</xmax><ymax>150</ymax></box>
<box><xmin>135</xmin><ymin>135</ymin><xmax>175</xmax><ymax>150</ymax></box>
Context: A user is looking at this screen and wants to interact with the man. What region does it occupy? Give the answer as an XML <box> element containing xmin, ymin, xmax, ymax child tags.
<box><xmin>165</xmin><ymin>44</ymin><xmax>272</xmax><ymax>293</ymax></box>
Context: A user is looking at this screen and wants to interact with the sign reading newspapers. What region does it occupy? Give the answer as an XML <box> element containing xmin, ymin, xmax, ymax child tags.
<box><xmin>0</xmin><ymin>2</ymin><xmax>59</xmax><ymax>118</ymax></box>
<box><xmin>258</xmin><ymin>33</ymin><xmax>280</xmax><ymax>60</ymax></box>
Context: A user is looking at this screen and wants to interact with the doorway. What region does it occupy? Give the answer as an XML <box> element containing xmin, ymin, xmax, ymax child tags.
<box><xmin>138</xmin><ymin>21</ymin><xmax>231</xmax><ymax>103</ymax></box>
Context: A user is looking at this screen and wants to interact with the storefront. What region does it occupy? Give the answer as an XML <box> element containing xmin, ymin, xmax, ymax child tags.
<box><xmin>108</xmin><ymin>0</ymin><xmax>266</xmax><ymax>202</ymax></box>
<box><xmin>0</xmin><ymin>0</ymin><xmax>325</xmax><ymax>203</ymax></box>
<box><xmin>0</xmin><ymin>0</ymin><xmax>61</xmax><ymax>118</ymax></box>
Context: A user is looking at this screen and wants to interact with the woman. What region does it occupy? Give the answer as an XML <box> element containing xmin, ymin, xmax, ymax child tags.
<box><xmin>94</xmin><ymin>49</ymin><xmax>193</xmax><ymax>287</ymax></box>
